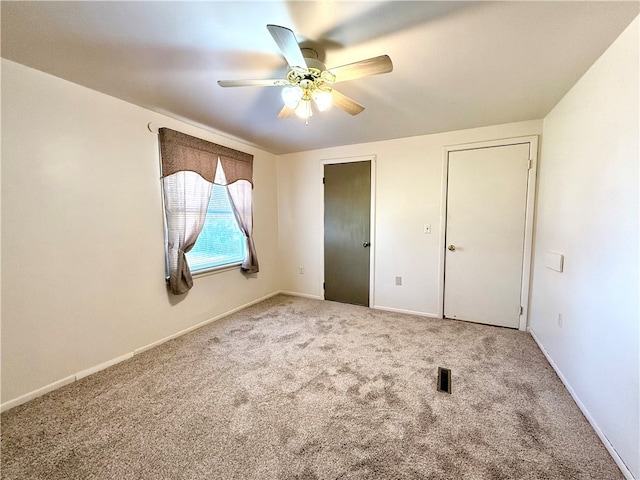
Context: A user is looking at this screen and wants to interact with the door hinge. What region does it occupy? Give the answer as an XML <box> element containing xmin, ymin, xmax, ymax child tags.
<box><xmin>323</xmin><ymin>282</ymin><xmax>326</xmax><ymax>290</ymax></box>
<box><xmin>520</xmin><ymin>306</ymin><xmax>524</xmax><ymax>315</ymax></box>
<box><xmin>527</xmin><ymin>159</ymin><xmax>532</xmax><ymax>170</ymax></box>
<box><xmin>322</xmin><ymin>177</ymin><xmax>325</xmax><ymax>184</ymax></box>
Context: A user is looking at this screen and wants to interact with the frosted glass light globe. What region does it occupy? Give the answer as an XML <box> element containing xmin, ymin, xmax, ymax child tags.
<box><xmin>281</xmin><ymin>86</ymin><xmax>303</xmax><ymax>108</ymax></box>
<box><xmin>294</xmin><ymin>99</ymin><xmax>313</xmax><ymax>119</ymax></box>
<box><xmin>312</xmin><ymin>90</ymin><xmax>333</xmax><ymax>112</ymax></box>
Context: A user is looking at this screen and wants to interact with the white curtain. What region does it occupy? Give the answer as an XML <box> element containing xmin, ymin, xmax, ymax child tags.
<box><xmin>215</xmin><ymin>160</ymin><xmax>259</xmax><ymax>274</ymax></box>
<box><xmin>226</xmin><ymin>179</ymin><xmax>259</xmax><ymax>273</ymax></box>
<box><xmin>163</xmin><ymin>171</ymin><xmax>213</xmax><ymax>295</ymax></box>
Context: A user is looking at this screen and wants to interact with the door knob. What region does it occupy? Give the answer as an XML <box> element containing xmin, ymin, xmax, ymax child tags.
<box><xmin>363</xmin><ymin>241</ymin><xmax>371</xmax><ymax>248</ymax></box>
<box><xmin>447</xmin><ymin>244</ymin><xmax>456</xmax><ymax>251</ymax></box>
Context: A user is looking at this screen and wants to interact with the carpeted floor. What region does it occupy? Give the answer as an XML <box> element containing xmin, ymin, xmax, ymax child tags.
<box><xmin>1</xmin><ymin>295</ymin><xmax>622</xmax><ymax>479</ymax></box>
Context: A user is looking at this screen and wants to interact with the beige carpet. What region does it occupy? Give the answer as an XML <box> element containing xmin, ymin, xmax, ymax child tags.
<box><xmin>1</xmin><ymin>295</ymin><xmax>622</xmax><ymax>479</ymax></box>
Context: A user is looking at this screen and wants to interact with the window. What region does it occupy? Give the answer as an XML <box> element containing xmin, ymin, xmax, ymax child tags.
<box><xmin>186</xmin><ymin>184</ymin><xmax>246</xmax><ymax>272</ymax></box>
<box><xmin>158</xmin><ymin>127</ymin><xmax>259</xmax><ymax>295</ymax></box>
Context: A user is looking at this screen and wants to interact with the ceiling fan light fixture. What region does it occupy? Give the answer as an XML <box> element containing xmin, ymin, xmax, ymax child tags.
<box><xmin>282</xmin><ymin>85</ymin><xmax>303</xmax><ymax>108</ymax></box>
<box><xmin>219</xmin><ymin>26</ymin><xmax>392</xmax><ymax>122</ymax></box>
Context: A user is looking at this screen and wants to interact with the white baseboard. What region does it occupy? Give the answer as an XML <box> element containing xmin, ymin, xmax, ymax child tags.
<box><xmin>372</xmin><ymin>304</ymin><xmax>440</xmax><ymax>318</ymax></box>
<box><xmin>1</xmin><ymin>375</ymin><xmax>76</xmax><ymax>413</ymax></box>
<box><xmin>276</xmin><ymin>293</ymin><xmax>441</xmax><ymax>321</ymax></box>
<box><xmin>76</xmin><ymin>352</ymin><xmax>134</xmax><ymax>380</ymax></box>
<box><xmin>278</xmin><ymin>294</ymin><xmax>440</xmax><ymax>319</ymax></box>
<box><xmin>133</xmin><ymin>291</ymin><xmax>281</xmax><ymax>356</ymax></box>
<box><xmin>1</xmin><ymin>290</ymin><xmax>282</xmax><ymax>413</ymax></box>
<box><xmin>279</xmin><ymin>290</ymin><xmax>323</xmax><ymax>300</ymax></box>
<box><xmin>528</xmin><ymin>327</ymin><xmax>635</xmax><ymax>480</ymax></box>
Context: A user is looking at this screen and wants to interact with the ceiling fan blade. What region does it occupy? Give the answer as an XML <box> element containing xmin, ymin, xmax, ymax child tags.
<box><xmin>267</xmin><ymin>24</ymin><xmax>307</xmax><ymax>69</ymax></box>
<box><xmin>277</xmin><ymin>105</ymin><xmax>296</xmax><ymax>119</ymax></box>
<box><xmin>331</xmin><ymin>89</ymin><xmax>365</xmax><ymax>116</ymax></box>
<box><xmin>329</xmin><ymin>55</ymin><xmax>393</xmax><ymax>83</ymax></box>
<box><xmin>217</xmin><ymin>79</ymin><xmax>286</xmax><ymax>87</ymax></box>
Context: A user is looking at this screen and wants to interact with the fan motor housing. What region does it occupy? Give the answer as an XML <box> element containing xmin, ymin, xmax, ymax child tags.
<box><xmin>304</xmin><ymin>56</ymin><xmax>326</xmax><ymax>72</ymax></box>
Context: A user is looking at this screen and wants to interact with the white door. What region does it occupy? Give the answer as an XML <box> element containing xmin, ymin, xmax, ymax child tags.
<box><xmin>444</xmin><ymin>143</ymin><xmax>530</xmax><ymax>328</ymax></box>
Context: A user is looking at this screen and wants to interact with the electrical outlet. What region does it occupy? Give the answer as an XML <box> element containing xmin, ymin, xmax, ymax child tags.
<box><xmin>299</xmin><ymin>266</ymin><xmax>304</xmax><ymax>274</ymax></box>
<box><xmin>395</xmin><ymin>276</ymin><xmax>402</xmax><ymax>286</ymax></box>
<box><xmin>557</xmin><ymin>314</ymin><xmax>563</xmax><ymax>328</ymax></box>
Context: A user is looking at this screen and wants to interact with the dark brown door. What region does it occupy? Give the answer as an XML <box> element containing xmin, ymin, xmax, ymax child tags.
<box><xmin>324</xmin><ymin>161</ymin><xmax>371</xmax><ymax>306</ymax></box>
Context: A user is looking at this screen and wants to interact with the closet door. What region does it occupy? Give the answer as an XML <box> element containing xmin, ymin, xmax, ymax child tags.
<box><xmin>324</xmin><ymin>161</ymin><xmax>371</xmax><ymax>306</ymax></box>
<box><xmin>444</xmin><ymin>143</ymin><xmax>530</xmax><ymax>328</ymax></box>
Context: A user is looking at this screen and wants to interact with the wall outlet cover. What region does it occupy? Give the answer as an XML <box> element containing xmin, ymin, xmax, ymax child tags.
<box><xmin>544</xmin><ymin>252</ymin><xmax>564</xmax><ymax>272</ymax></box>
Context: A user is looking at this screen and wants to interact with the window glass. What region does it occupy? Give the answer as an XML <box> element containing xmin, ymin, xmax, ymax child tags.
<box><xmin>186</xmin><ymin>184</ymin><xmax>246</xmax><ymax>272</ymax></box>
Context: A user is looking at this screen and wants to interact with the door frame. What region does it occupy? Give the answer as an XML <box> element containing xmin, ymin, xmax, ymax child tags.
<box><xmin>320</xmin><ymin>155</ymin><xmax>377</xmax><ymax>307</ymax></box>
<box><xmin>437</xmin><ymin>136</ymin><xmax>538</xmax><ymax>331</ymax></box>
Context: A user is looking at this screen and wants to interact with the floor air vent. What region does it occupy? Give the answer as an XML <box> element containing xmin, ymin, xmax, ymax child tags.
<box><xmin>437</xmin><ymin>367</ymin><xmax>452</xmax><ymax>394</ymax></box>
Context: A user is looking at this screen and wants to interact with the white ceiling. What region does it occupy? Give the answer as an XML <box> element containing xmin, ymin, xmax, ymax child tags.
<box><xmin>2</xmin><ymin>1</ymin><xmax>638</xmax><ymax>154</ymax></box>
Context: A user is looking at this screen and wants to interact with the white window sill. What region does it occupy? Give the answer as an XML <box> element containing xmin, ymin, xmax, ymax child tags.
<box><xmin>164</xmin><ymin>262</ymin><xmax>242</xmax><ymax>284</ymax></box>
<box><xmin>191</xmin><ymin>262</ymin><xmax>243</xmax><ymax>278</ymax></box>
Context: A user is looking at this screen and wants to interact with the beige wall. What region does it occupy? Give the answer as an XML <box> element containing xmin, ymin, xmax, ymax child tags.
<box><xmin>530</xmin><ymin>17</ymin><xmax>639</xmax><ymax>478</ymax></box>
<box><xmin>1</xmin><ymin>59</ymin><xmax>281</xmax><ymax>406</ymax></box>
<box><xmin>276</xmin><ymin>120</ymin><xmax>542</xmax><ymax>316</ymax></box>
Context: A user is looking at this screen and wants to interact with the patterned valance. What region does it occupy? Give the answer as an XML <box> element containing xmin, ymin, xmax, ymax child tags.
<box><xmin>159</xmin><ymin>128</ymin><xmax>253</xmax><ymax>185</ymax></box>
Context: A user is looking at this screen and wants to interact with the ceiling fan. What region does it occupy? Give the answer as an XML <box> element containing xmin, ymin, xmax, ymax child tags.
<box><xmin>217</xmin><ymin>25</ymin><xmax>393</xmax><ymax>124</ymax></box>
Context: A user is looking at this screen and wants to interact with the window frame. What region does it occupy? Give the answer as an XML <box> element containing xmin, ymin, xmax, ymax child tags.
<box><xmin>184</xmin><ymin>182</ymin><xmax>247</xmax><ymax>276</ymax></box>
